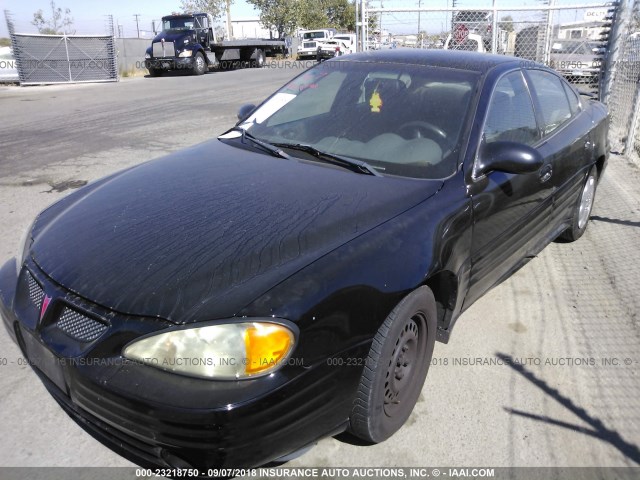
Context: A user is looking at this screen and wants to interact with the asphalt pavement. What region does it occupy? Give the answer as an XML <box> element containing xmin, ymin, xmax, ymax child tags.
<box><xmin>0</xmin><ymin>63</ymin><xmax>638</xmax><ymax>473</ymax></box>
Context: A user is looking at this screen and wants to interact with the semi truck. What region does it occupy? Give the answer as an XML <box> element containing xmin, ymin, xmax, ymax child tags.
<box><xmin>144</xmin><ymin>13</ymin><xmax>285</xmax><ymax>76</ymax></box>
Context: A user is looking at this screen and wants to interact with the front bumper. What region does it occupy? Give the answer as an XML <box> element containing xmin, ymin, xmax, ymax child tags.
<box><xmin>0</xmin><ymin>259</ymin><xmax>365</xmax><ymax>469</ymax></box>
<box><xmin>145</xmin><ymin>57</ymin><xmax>194</xmax><ymax>71</ymax></box>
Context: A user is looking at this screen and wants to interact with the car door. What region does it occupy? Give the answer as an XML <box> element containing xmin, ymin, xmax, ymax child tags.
<box><xmin>464</xmin><ymin>69</ymin><xmax>553</xmax><ymax>307</ymax></box>
<box><xmin>524</xmin><ymin>69</ymin><xmax>594</xmax><ymax>227</ymax></box>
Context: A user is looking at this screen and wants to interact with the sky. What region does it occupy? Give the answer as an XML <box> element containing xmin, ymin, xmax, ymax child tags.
<box><xmin>1</xmin><ymin>0</ymin><xmax>600</xmax><ymax>38</ymax></box>
<box><xmin>0</xmin><ymin>0</ymin><xmax>260</xmax><ymax>37</ymax></box>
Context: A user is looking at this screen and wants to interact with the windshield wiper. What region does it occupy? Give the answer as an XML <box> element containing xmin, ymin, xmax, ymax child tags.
<box><xmin>272</xmin><ymin>143</ymin><xmax>381</xmax><ymax>176</ymax></box>
<box><xmin>224</xmin><ymin>127</ymin><xmax>291</xmax><ymax>160</ymax></box>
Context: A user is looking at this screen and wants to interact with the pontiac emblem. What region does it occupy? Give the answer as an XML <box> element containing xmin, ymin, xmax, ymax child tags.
<box><xmin>40</xmin><ymin>295</ymin><xmax>52</xmax><ymax>321</ymax></box>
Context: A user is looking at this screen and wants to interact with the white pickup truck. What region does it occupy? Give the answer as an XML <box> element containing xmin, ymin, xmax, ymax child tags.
<box><xmin>316</xmin><ymin>39</ymin><xmax>352</xmax><ymax>61</ymax></box>
<box><xmin>297</xmin><ymin>29</ymin><xmax>337</xmax><ymax>59</ymax></box>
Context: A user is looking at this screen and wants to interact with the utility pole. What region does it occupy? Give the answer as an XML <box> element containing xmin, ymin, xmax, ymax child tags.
<box><xmin>417</xmin><ymin>0</ymin><xmax>421</xmax><ymax>36</ymax></box>
<box><xmin>226</xmin><ymin>0</ymin><xmax>232</xmax><ymax>40</ymax></box>
<box><xmin>133</xmin><ymin>14</ymin><xmax>141</xmax><ymax>38</ymax></box>
<box><xmin>380</xmin><ymin>0</ymin><xmax>383</xmax><ymax>44</ymax></box>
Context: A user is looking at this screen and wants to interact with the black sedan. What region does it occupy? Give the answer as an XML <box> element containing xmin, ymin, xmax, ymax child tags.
<box><xmin>0</xmin><ymin>50</ymin><xmax>608</xmax><ymax>471</ymax></box>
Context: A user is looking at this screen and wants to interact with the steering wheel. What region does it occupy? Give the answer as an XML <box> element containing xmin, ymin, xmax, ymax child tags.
<box><xmin>398</xmin><ymin>121</ymin><xmax>448</xmax><ymax>142</ymax></box>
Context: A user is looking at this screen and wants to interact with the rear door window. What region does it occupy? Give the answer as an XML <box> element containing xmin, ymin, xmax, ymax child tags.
<box><xmin>526</xmin><ymin>70</ymin><xmax>573</xmax><ymax>136</ymax></box>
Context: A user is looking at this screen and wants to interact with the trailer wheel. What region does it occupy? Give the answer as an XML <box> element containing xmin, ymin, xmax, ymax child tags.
<box><xmin>193</xmin><ymin>52</ymin><xmax>206</xmax><ymax>75</ymax></box>
<box><xmin>252</xmin><ymin>49</ymin><xmax>265</xmax><ymax>68</ymax></box>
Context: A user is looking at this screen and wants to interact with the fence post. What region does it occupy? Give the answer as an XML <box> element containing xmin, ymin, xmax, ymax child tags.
<box><xmin>492</xmin><ymin>0</ymin><xmax>498</xmax><ymax>53</ymax></box>
<box><xmin>624</xmin><ymin>81</ymin><xmax>640</xmax><ymax>158</ymax></box>
<box><xmin>543</xmin><ymin>0</ymin><xmax>555</xmax><ymax>66</ymax></box>
<box><xmin>355</xmin><ymin>0</ymin><xmax>360</xmax><ymax>52</ymax></box>
<box><xmin>362</xmin><ymin>0</ymin><xmax>368</xmax><ymax>51</ymax></box>
<box><xmin>602</xmin><ymin>0</ymin><xmax>628</xmax><ymax>104</ymax></box>
<box><xmin>62</xmin><ymin>33</ymin><xmax>72</xmax><ymax>81</ymax></box>
<box><xmin>4</xmin><ymin>10</ymin><xmax>21</xmax><ymax>84</ymax></box>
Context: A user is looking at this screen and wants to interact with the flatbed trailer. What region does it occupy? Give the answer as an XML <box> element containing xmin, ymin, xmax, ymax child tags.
<box><xmin>144</xmin><ymin>13</ymin><xmax>285</xmax><ymax>76</ymax></box>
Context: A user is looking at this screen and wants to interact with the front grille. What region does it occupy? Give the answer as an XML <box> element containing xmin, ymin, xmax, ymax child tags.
<box><xmin>26</xmin><ymin>271</ymin><xmax>45</xmax><ymax>308</ymax></box>
<box><xmin>152</xmin><ymin>41</ymin><xmax>175</xmax><ymax>58</ymax></box>
<box><xmin>57</xmin><ymin>308</ymin><xmax>108</xmax><ymax>342</ymax></box>
<box><xmin>303</xmin><ymin>42</ymin><xmax>316</xmax><ymax>49</ymax></box>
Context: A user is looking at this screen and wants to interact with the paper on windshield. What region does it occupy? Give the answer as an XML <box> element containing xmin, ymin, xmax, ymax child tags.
<box><xmin>242</xmin><ymin>93</ymin><xmax>296</xmax><ymax>126</ymax></box>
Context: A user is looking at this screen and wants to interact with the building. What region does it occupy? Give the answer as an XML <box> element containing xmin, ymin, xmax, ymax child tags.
<box><xmin>554</xmin><ymin>21</ymin><xmax>607</xmax><ymax>41</ymax></box>
<box><xmin>230</xmin><ymin>17</ymin><xmax>277</xmax><ymax>39</ymax></box>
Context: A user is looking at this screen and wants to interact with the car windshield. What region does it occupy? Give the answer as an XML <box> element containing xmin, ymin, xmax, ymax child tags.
<box><xmin>162</xmin><ymin>18</ymin><xmax>194</xmax><ymax>31</ymax></box>
<box><xmin>303</xmin><ymin>32</ymin><xmax>327</xmax><ymax>40</ymax></box>
<box><xmin>237</xmin><ymin>61</ymin><xmax>479</xmax><ymax>179</ymax></box>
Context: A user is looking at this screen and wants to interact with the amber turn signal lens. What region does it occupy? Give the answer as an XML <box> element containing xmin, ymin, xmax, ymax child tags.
<box><xmin>244</xmin><ymin>324</ymin><xmax>294</xmax><ymax>374</ymax></box>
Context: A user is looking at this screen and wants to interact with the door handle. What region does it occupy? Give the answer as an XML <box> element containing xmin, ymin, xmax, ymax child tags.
<box><xmin>539</xmin><ymin>164</ymin><xmax>553</xmax><ymax>183</ymax></box>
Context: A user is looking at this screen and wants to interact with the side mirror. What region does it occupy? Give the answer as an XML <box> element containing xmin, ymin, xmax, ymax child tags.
<box><xmin>237</xmin><ymin>103</ymin><xmax>256</xmax><ymax>122</ymax></box>
<box><xmin>476</xmin><ymin>141</ymin><xmax>544</xmax><ymax>177</ymax></box>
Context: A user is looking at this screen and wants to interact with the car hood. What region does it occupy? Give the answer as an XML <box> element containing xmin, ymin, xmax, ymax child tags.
<box><xmin>31</xmin><ymin>139</ymin><xmax>442</xmax><ymax>324</ymax></box>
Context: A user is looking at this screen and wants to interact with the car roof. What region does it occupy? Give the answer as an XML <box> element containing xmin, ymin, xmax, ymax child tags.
<box><xmin>333</xmin><ymin>49</ymin><xmax>521</xmax><ymax>73</ymax></box>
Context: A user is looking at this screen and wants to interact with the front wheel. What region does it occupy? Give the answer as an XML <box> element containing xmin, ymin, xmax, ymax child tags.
<box><xmin>559</xmin><ymin>166</ymin><xmax>598</xmax><ymax>242</ymax></box>
<box><xmin>148</xmin><ymin>68</ymin><xmax>163</xmax><ymax>77</ymax></box>
<box><xmin>349</xmin><ymin>286</ymin><xmax>437</xmax><ymax>443</ymax></box>
<box><xmin>251</xmin><ymin>49</ymin><xmax>265</xmax><ymax>68</ymax></box>
<box><xmin>192</xmin><ymin>52</ymin><xmax>206</xmax><ymax>75</ymax></box>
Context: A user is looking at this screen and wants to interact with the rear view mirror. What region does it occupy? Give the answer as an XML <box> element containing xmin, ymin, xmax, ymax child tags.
<box><xmin>476</xmin><ymin>141</ymin><xmax>544</xmax><ymax>177</ymax></box>
<box><xmin>237</xmin><ymin>103</ymin><xmax>256</xmax><ymax>122</ymax></box>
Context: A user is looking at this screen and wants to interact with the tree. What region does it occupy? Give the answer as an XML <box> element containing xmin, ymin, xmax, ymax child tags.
<box><xmin>325</xmin><ymin>0</ymin><xmax>356</xmax><ymax>31</ymax></box>
<box><xmin>247</xmin><ymin>0</ymin><xmax>300</xmax><ymax>38</ymax></box>
<box><xmin>31</xmin><ymin>1</ymin><xmax>74</xmax><ymax>35</ymax></box>
<box><xmin>249</xmin><ymin>0</ymin><xmax>357</xmax><ymax>38</ymax></box>
<box><xmin>180</xmin><ymin>0</ymin><xmax>230</xmax><ymax>20</ymax></box>
<box><xmin>214</xmin><ymin>25</ymin><xmax>226</xmax><ymax>39</ymax></box>
<box><xmin>499</xmin><ymin>15</ymin><xmax>514</xmax><ymax>33</ymax></box>
<box><xmin>298</xmin><ymin>2</ymin><xmax>327</xmax><ymax>30</ymax></box>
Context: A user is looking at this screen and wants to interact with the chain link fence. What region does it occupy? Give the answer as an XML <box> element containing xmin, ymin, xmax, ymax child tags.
<box><xmin>605</xmin><ymin>0</ymin><xmax>640</xmax><ymax>162</ymax></box>
<box><xmin>4</xmin><ymin>10</ymin><xmax>118</xmax><ymax>85</ymax></box>
<box><xmin>358</xmin><ymin>0</ymin><xmax>640</xmax><ymax>163</ymax></box>
<box><xmin>360</xmin><ymin>1</ymin><xmax>615</xmax><ymax>96</ymax></box>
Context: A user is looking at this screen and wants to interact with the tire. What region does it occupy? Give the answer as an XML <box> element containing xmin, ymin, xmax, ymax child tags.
<box><xmin>251</xmin><ymin>49</ymin><xmax>265</xmax><ymax>68</ymax></box>
<box><xmin>148</xmin><ymin>68</ymin><xmax>163</xmax><ymax>77</ymax></box>
<box><xmin>192</xmin><ymin>52</ymin><xmax>206</xmax><ymax>76</ymax></box>
<box><xmin>559</xmin><ymin>166</ymin><xmax>598</xmax><ymax>242</ymax></box>
<box><xmin>349</xmin><ymin>286</ymin><xmax>437</xmax><ymax>443</ymax></box>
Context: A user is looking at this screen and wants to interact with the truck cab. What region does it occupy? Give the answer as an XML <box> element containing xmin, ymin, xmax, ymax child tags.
<box><xmin>145</xmin><ymin>13</ymin><xmax>215</xmax><ymax>76</ymax></box>
<box><xmin>297</xmin><ymin>29</ymin><xmax>337</xmax><ymax>60</ymax></box>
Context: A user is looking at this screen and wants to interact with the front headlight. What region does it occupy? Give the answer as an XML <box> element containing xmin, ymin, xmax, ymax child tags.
<box><xmin>123</xmin><ymin>321</ymin><xmax>296</xmax><ymax>379</ymax></box>
<box><xmin>178</xmin><ymin>50</ymin><xmax>193</xmax><ymax>57</ymax></box>
<box><xmin>145</xmin><ymin>52</ymin><xmax>151</xmax><ymax>59</ymax></box>
<box><xmin>16</xmin><ymin>217</ymin><xmax>36</xmax><ymax>275</ymax></box>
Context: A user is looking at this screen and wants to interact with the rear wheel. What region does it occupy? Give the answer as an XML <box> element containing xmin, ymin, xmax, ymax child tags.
<box><xmin>251</xmin><ymin>49</ymin><xmax>265</xmax><ymax>68</ymax></box>
<box><xmin>192</xmin><ymin>52</ymin><xmax>206</xmax><ymax>75</ymax></box>
<box><xmin>559</xmin><ymin>166</ymin><xmax>598</xmax><ymax>242</ymax></box>
<box><xmin>349</xmin><ymin>286</ymin><xmax>437</xmax><ymax>443</ymax></box>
